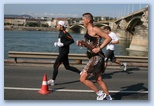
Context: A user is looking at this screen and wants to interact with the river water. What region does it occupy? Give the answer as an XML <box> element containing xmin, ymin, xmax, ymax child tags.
<box><xmin>4</xmin><ymin>30</ymin><xmax>131</xmax><ymax>59</ymax></box>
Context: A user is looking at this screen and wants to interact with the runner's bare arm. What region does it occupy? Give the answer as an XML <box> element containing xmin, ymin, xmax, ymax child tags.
<box><xmin>92</xmin><ymin>27</ymin><xmax>111</xmax><ymax>53</ymax></box>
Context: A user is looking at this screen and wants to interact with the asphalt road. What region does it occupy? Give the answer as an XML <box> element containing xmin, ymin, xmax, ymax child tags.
<box><xmin>4</xmin><ymin>64</ymin><xmax>148</xmax><ymax>100</ymax></box>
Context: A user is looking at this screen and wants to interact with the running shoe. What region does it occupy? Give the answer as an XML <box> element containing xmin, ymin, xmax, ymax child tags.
<box><xmin>123</xmin><ymin>63</ymin><xmax>127</xmax><ymax>71</ymax></box>
<box><xmin>47</xmin><ymin>79</ymin><xmax>55</xmax><ymax>86</ymax></box>
<box><xmin>105</xmin><ymin>95</ymin><xmax>113</xmax><ymax>100</ymax></box>
<box><xmin>97</xmin><ymin>92</ymin><xmax>106</xmax><ymax>100</ymax></box>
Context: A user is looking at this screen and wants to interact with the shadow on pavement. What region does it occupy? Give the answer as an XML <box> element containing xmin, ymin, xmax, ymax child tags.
<box><xmin>89</xmin><ymin>67</ymin><xmax>141</xmax><ymax>80</ymax></box>
<box><xmin>111</xmin><ymin>83</ymin><xmax>148</xmax><ymax>100</ymax></box>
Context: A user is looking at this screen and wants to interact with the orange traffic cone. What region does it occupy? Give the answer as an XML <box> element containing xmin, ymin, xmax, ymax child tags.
<box><xmin>38</xmin><ymin>74</ymin><xmax>50</xmax><ymax>95</ymax></box>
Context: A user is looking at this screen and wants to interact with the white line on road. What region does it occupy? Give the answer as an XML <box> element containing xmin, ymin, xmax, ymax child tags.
<box><xmin>4</xmin><ymin>87</ymin><xmax>148</xmax><ymax>93</ymax></box>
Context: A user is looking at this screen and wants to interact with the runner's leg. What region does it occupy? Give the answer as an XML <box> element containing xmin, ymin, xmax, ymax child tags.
<box><xmin>63</xmin><ymin>54</ymin><xmax>80</xmax><ymax>74</ymax></box>
<box><xmin>52</xmin><ymin>54</ymin><xmax>63</xmax><ymax>80</ymax></box>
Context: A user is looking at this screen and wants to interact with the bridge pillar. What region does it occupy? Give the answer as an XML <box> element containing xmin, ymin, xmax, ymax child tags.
<box><xmin>115</xmin><ymin>29</ymin><xmax>127</xmax><ymax>40</ymax></box>
<box><xmin>109</xmin><ymin>22</ymin><xmax>117</xmax><ymax>30</ymax></box>
<box><xmin>126</xmin><ymin>26</ymin><xmax>148</xmax><ymax>56</ymax></box>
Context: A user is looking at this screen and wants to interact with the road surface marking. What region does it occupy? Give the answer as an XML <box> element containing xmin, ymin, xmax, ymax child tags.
<box><xmin>4</xmin><ymin>87</ymin><xmax>148</xmax><ymax>93</ymax></box>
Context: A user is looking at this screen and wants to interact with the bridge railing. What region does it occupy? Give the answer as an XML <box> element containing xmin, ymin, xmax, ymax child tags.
<box><xmin>7</xmin><ymin>51</ymin><xmax>148</xmax><ymax>68</ymax></box>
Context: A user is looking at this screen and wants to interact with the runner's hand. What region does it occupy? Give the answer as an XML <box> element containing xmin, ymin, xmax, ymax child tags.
<box><xmin>57</xmin><ymin>42</ymin><xmax>64</xmax><ymax>47</ymax></box>
<box><xmin>92</xmin><ymin>47</ymin><xmax>100</xmax><ymax>53</ymax></box>
<box><xmin>54</xmin><ymin>42</ymin><xmax>63</xmax><ymax>47</ymax></box>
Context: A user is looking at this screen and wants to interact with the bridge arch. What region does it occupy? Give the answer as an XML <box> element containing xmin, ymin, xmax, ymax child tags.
<box><xmin>126</xmin><ymin>16</ymin><xmax>142</xmax><ymax>34</ymax></box>
<box><xmin>69</xmin><ymin>24</ymin><xmax>86</xmax><ymax>33</ymax></box>
<box><xmin>69</xmin><ymin>22</ymin><xmax>109</xmax><ymax>33</ymax></box>
<box><xmin>94</xmin><ymin>23</ymin><xmax>108</xmax><ymax>29</ymax></box>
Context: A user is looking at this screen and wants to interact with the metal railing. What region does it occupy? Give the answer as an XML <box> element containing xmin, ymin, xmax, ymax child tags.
<box><xmin>8</xmin><ymin>51</ymin><xmax>148</xmax><ymax>67</ymax></box>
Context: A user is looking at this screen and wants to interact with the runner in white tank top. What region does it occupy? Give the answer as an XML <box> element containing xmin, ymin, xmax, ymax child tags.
<box><xmin>103</xmin><ymin>26</ymin><xmax>127</xmax><ymax>71</ymax></box>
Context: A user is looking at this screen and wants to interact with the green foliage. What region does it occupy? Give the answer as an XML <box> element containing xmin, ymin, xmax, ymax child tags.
<box><xmin>26</xmin><ymin>22</ymin><xmax>40</xmax><ymax>27</ymax></box>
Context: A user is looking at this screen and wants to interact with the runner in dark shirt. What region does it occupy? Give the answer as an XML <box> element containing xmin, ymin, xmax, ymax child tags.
<box><xmin>48</xmin><ymin>21</ymin><xmax>80</xmax><ymax>86</ymax></box>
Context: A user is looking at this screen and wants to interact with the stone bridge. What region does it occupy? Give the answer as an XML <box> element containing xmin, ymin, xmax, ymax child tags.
<box><xmin>66</xmin><ymin>5</ymin><xmax>148</xmax><ymax>55</ymax></box>
<box><xmin>68</xmin><ymin>21</ymin><xmax>109</xmax><ymax>34</ymax></box>
<box><xmin>67</xmin><ymin>6</ymin><xmax>148</xmax><ymax>35</ymax></box>
<box><xmin>114</xmin><ymin>6</ymin><xmax>148</xmax><ymax>55</ymax></box>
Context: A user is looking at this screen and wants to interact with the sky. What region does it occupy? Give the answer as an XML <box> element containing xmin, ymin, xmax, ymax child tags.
<box><xmin>4</xmin><ymin>4</ymin><xmax>147</xmax><ymax>18</ymax></box>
